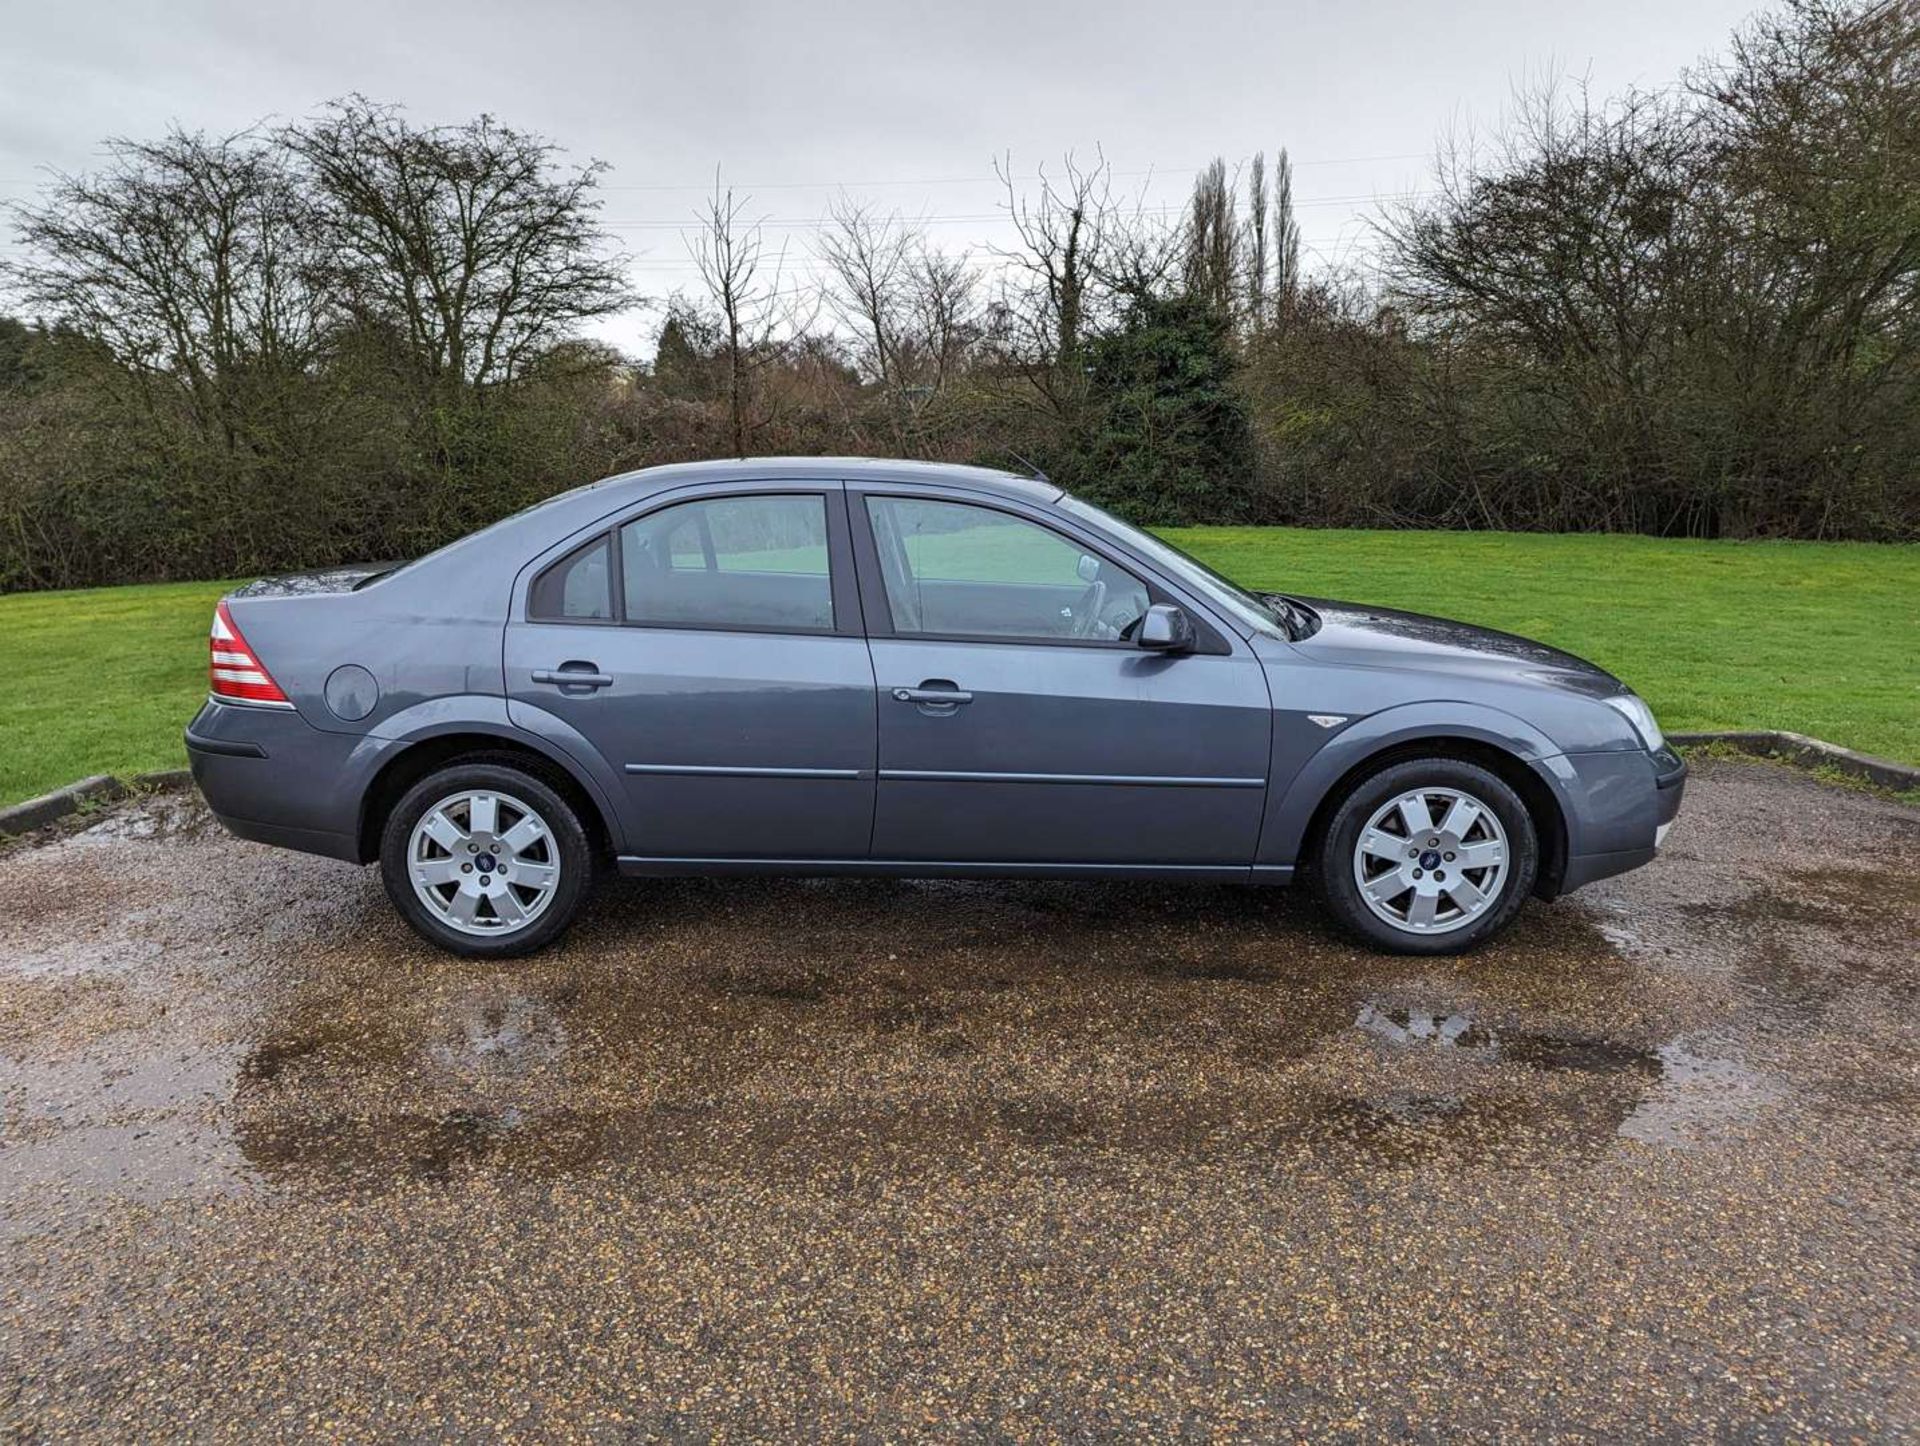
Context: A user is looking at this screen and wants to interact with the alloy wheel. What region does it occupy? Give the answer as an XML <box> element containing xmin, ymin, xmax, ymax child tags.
<box><xmin>1350</xmin><ymin>786</ymin><xmax>1510</xmax><ymax>936</ymax></box>
<box><xmin>407</xmin><ymin>789</ymin><xmax>560</xmax><ymax>937</ymax></box>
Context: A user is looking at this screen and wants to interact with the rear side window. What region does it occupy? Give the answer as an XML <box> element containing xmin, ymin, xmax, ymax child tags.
<box><xmin>621</xmin><ymin>494</ymin><xmax>833</xmax><ymax>632</ymax></box>
<box><xmin>529</xmin><ymin>535</ymin><xmax>613</xmax><ymax>620</ymax></box>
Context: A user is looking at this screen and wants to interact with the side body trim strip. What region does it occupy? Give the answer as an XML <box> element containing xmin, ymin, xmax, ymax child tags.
<box><xmin>624</xmin><ymin>763</ymin><xmax>865</xmax><ymax>780</ymax></box>
<box><xmin>877</xmin><ymin>769</ymin><xmax>1265</xmax><ymax>788</ymax></box>
<box><xmin>616</xmin><ymin>855</ymin><xmax>1271</xmax><ymax>883</ymax></box>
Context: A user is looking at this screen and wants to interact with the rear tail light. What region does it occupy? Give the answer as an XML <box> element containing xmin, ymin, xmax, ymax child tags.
<box><xmin>209</xmin><ymin>600</ymin><xmax>291</xmax><ymax>706</ymax></box>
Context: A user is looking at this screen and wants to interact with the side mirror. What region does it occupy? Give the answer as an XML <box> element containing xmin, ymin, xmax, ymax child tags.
<box><xmin>1136</xmin><ymin>603</ymin><xmax>1195</xmax><ymax>652</ymax></box>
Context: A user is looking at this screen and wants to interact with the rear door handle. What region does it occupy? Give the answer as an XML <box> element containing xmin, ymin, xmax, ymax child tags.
<box><xmin>532</xmin><ymin>665</ymin><xmax>614</xmax><ymax>690</ymax></box>
<box><xmin>892</xmin><ymin>686</ymin><xmax>973</xmax><ymax>705</ymax></box>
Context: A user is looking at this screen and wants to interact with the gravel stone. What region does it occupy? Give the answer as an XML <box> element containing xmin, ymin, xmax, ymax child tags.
<box><xmin>1</xmin><ymin>760</ymin><xmax>1915</xmax><ymax>1438</ymax></box>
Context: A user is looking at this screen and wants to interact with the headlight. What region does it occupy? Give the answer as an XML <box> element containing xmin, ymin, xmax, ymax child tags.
<box><xmin>1604</xmin><ymin>692</ymin><xmax>1665</xmax><ymax>752</ymax></box>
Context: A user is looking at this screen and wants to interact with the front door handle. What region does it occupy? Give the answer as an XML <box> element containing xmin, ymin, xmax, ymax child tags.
<box><xmin>892</xmin><ymin>683</ymin><xmax>973</xmax><ymax>707</ymax></box>
<box><xmin>532</xmin><ymin>664</ymin><xmax>614</xmax><ymax>690</ymax></box>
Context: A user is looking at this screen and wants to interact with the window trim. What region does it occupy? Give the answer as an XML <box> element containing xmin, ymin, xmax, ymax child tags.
<box><xmin>849</xmin><ymin>489</ymin><xmax>1223</xmax><ymax>653</ymax></box>
<box><xmin>524</xmin><ymin>486</ymin><xmax>861</xmax><ymax>639</ymax></box>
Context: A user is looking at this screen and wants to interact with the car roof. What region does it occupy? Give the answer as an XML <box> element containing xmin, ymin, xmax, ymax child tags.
<box><xmin>583</xmin><ymin>456</ymin><xmax>1064</xmax><ymax>506</ymax></box>
<box><xmin>365</xmin><ymin>457</ymin><xmax>1066</xmax><ymax>608</ymax></box>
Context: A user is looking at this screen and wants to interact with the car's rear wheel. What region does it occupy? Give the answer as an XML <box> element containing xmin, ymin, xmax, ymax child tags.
<box><xmin>1313</xmin><ymin>756</ymin><xmax>1538</xmax><ymax>955</ymax></box>
<box><xmin>379</xmin><ymin>762</ymin><xmax>592</xmax><ymax>958</ymax></box>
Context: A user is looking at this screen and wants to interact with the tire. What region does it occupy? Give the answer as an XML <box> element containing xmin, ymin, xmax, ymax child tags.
<box><xmin>1312</xmin><ymin>756</ymin><xmax>1538</xmax><ymax>956</ymax></box>
<box><xmin>379</xmin><ymin>760</ymin><xmax>594</xmax><ymax>959</ymax></box>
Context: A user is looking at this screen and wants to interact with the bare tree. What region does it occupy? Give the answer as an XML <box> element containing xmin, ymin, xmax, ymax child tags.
<box><xmin>1271</xmin><ymin>148</ymin><xmax>1301</xmax><ymax>327</ymax></box>
<box><xmin>1381</xmin><ymin>77</ymin><xmax>1715</xmax><ymax>530</ymax></box>
<box><xmin>816</xmin><ymin>197</ymin><xmax>915</xmax><ymax>391</ymax></box>
<box><xmin>1694</xmin><ymin>1</ymin><xmax>1920</xmax><ymax>454</ymax></box>
<box><xmin>688</xmin><ymin>178</ymin><xmax>805</xmax><ymax>455</ymax></box>
<box><xmin>815</xmin><ymin>197</ymin><xmax>983</xmax><ymax>432</ymax></box>
<box><xmin>1094</xmin><ymin>186</ymin><xmax>1185</xmax><ymax>303</ymax></box>
<box><xmin>3</xmin><ymin>126</ymin><xmax>351</xmax><ymax>575</ymax></box>
<box><xmin>1246</xmin><ymin>152</ymin><xmax>1270</xmax><ymax>326</ymax></box>
<box><xmin>5</xmin><ymin>127</ymin><xmax>328</xmax><ymax>444</ymax></box>
<box><xmin>991</xmin><ymin>150</ymin><xmax>1117</xmax><ymax>413</ymax></box>
<box><xmin>1185</xmin><ymin>158</ymin><xmax>1239</xmax><ymax>319</ymax></box>
<box><xmin>285</xmin><ymin>97</ymin><xmax>631</xmax><ymax>399</ymax></box>
<box><xmin>903</xmin><ymin>245</ymin><xmax>980</xmax><ymax>396</ymax></box>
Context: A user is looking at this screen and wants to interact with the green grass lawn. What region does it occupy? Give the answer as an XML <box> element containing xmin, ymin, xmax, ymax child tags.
<box><xmin>2</xmin><ymin>530</ymin><xmax>1915</xmax><ymax>807</ymax></box>
<box><xmin>1175</xmin><ymin>528</ymin><xmax>1919</xmax><ymax>766</ymax></box>
<box><xmin>0</xmin><ymin>578</ymin><xmax>240</xmax><ymax>808</ymax></box>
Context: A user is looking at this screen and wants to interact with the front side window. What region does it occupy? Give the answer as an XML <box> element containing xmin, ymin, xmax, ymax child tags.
<box><xmin>621</xmin><ymin>494</ymin><xmax>833</xmax><ymax>631</ymax></box>
<box><xmin>866</xmin><ymin>496</ymin><xmax>1149</xmax><ymax>642</ymax></box>
<box><xmin>1056</xmin><ymin>494</ymin><xmax>1288</xmax><ymax>639</ymax></box>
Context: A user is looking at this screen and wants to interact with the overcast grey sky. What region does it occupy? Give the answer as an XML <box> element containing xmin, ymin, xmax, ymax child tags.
<box><xmin>1</xmin><ymin>0</ymin><xmax>1761</xmax><ymax>354</ymax></box>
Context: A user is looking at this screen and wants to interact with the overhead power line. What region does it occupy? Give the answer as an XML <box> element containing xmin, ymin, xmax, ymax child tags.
<box><xmin>586</xmin><ymin>153</ymin><xmax>1431</xmax><ymax>192</ymax></box>
<box><xmin>0</xmin><ymin>152</ymin><xmax>1431</xmax><ymax>194</ymax></box>
<box><xmin>598</xmin><ymin>192</ymin><xmax>1432</xmax><ymax>231</ymax></box>
<box><xmin>621</xmin><ymin>232</ymin><xmax>1369</xmax><ymax>267</ymax></box>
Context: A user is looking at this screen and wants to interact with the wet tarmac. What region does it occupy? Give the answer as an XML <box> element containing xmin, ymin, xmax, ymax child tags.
<box><xmin>1</xmin><ymin>759</ymin><xmax>1916</xmax><ymax>1438</ymax></box>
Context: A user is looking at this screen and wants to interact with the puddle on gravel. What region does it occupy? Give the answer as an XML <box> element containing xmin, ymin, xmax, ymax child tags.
<box><xmin>1290</xmin><ymin>1089</ymin><xmax>1575</xmax><ymax>1165</ymax></box>
<box><xmin>1340</xmin><ymin>999</ymin><xmax>1775</xmax><ymax>1157</ymax></box>
<box><xmin>1679</xmin><ymin>864</ymin><xmax>1920</xmax><ymax>963</ymax></box>
<box><xmin>1355</xmin><ymin>1000</ymin><xmax>1666</xmax><ymax>1078</ymax></box>
<box><xmin>1617</xmin><ymin>1041</ymin><xmax>1783</xmax><ymax>1147</ymax></box>
<box><xmin>64</xmin><ymin>793</ymin><xmax>214</xmax><ymax>846</ymax></box>
<box><xmin>1785</xmin><ymin>864</ymin><xmax>1920</xmax><ymax>917</ymax></box>
<box><xmin>208</xmin><ymin>971</ymin><xmax>1765</xmax><ymax>1191</ymax></box>
<box><xmin>425</xmin><ymin>989</ymin><xmax>569</xmax><ymax>1077</ymax></box>
<box><xmin>1622</xmin><ymin>860</ymin><xmax>1920</xmax><ymax>1051</ymax></box>
<box><xmin>0</xmin><ymin>833</ymin><xmax>1808</xmax><ymax>1204</ymax></box>
<box><xmin>1355</xmin><ymin>1003</ymin><xmax>1499</xmax><ymax>1053</ymax></box>
<box><xmin>0</xmin><ymin>1035</ymin><xmax>256</xmax><ymax>1234</ymax></box>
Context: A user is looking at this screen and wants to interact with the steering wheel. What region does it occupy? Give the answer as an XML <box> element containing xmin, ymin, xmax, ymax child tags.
<box><xmin>1070</xmin><ymin>579</ymin><xmax>1108</xmax><ymax>639</ymax></box>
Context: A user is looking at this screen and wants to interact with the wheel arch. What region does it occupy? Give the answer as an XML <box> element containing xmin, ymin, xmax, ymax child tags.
<box><xmin>1303</xmin><ymin>738</ymin><xmax>1570</xmax><ymax>898</ymax></box>
<box><xmin>1267</xmin><ymin>706</ymin><xmax>1573</xmax><ymax>898</ymax></box>
<box><xmin>355</xmin><ymin>729</ymin><xmax>619</xmax><ymax>866</ymax></box>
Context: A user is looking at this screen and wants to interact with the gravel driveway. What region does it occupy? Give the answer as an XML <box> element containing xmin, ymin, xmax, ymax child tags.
<box><xmin>2</xmin><ymin>758</ymin><xmax>1916</xmax><ymax>1439</ymax></box>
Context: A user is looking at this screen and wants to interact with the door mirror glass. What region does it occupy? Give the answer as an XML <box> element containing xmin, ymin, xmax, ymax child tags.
<box><xmin>1136</xmin><ymin>603</ymin><xmax>1196</xmax><ymax>652</ymax></box>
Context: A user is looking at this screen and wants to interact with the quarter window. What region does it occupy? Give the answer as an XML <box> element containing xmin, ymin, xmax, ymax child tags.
<box><xmin>865</xmin><ymin>496</ymin><xmax>1150</xmax><ymax>642</ymax></box>
<box><xmin>528</xmin><ymin>535</ymin><xmax>613</xmax><ymax>620</ymax></box>
<box><xmin>621</xmin><ymin>494</ymin><xmax>834</xmax><ymax>632</ymax></box>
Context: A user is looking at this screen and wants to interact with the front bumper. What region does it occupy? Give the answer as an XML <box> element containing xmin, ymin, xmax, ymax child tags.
<box><xmin>1552</xmin><ymin>745</ymin><xmax>1687</xmax><ymax>894</ymax></box>
<box><xmin>186</xmin><ymin>699</ymin><xmax>396</xmax><ymax>863</ymax></box>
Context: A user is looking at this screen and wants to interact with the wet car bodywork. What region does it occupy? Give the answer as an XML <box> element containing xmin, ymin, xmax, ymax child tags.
<box><xmin>185</xmin><ymin>458</ymin><xmax>1684</xmax><ymax>951</ymax></box>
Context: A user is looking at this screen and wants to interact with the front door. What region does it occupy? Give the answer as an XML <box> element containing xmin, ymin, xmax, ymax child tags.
<box><xmin>854</xmin><ymin>491</ymin><xmax>1271</xmax><ymax>870</ymax></box>
<box><xmin>505</xmin><ymin>487</ymin><xmax>875</xmax><ymax>862</ymax></box>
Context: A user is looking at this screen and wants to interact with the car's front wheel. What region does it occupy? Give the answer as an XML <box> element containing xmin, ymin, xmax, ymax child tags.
<box><xmin>1314</xmin><ymin>756</ymin><xmax>1538</xmax><ymax>955</ymax></box>
<box><xmin>379</xmin><ymin>761</ymin><xmax>593</xmax><ymax>958</ymax></box>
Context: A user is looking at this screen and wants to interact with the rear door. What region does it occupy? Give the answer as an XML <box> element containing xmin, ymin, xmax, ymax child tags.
<box><xmin>504</xmin><ymin>484</ymin><xmax>876</xmax><ymax>862</ymax></box>
<box><xmin>852</xmin><ymin>487</ymin><xmax>1272</xmax><ymax>871</ymax></box>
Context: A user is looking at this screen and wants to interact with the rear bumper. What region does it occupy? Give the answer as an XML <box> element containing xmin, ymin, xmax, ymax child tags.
<box><xmin>186</xmin><ymin>699</ymin><xmax>395</xmax><ymax>864</ymax></box>
<box><xmin>1549</xmin><ymin>745</ymin><xmax>1686</xmax><ymax>896</ymax></box>
<box><xmin>213</xmin><ymin>813</ymin><xmax>364</xmax><ymax>862</ymax></box>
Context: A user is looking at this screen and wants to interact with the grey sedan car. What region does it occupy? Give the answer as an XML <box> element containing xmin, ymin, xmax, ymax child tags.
<box><xmin>187</xmin><ymin>458</ymin><xmax>1685</xmax><ymax>958</ymax></box>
